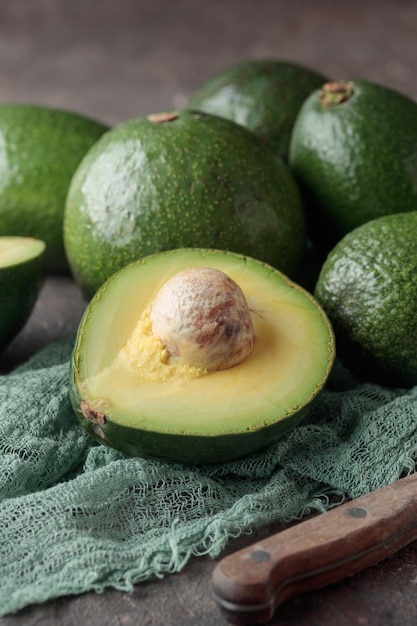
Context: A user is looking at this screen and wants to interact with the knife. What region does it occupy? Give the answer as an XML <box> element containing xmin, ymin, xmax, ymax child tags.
<box><xmin>212</xmin><ymin>471</ymin><xmax>417</xmax><ymax>624</ymax></box>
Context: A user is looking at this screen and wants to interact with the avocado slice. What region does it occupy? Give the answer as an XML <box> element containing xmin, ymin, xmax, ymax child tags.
<box><xmin>70</xmin><ymin>248</ymin><xmax>335</xmax><ymax>465</ymax></box>
<box><xmin>0</xmin><ymin>104</ymin><xmax>109</xmax><ymax>271</ymax></box>
<box><xmin>188</xmin><ymin>59</ymin><xmax>328</xmax><ymax>161</ymax></box>
<box><xmin>0</xmin><ymin>236</ymin><xmax>46</xmax><ymax>352</ymax></box>
<box><xmin>64</xmin><ymin>109</ymin><xmax>306</xmax><ymax>299</ymax></box>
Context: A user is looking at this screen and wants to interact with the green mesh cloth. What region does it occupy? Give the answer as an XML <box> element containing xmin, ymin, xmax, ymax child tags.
<box><xmin>1</xmin><ymin>338</ymin><xmax>417</xmax><ymax>615</ymax></box>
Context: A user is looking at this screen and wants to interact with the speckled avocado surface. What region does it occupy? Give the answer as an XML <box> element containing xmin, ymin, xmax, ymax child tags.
<box><xmin>64</xmin><ymin>110</ymin><xmax>306</xmax><ymax>299</ymax></box>
<box><xmin>0</xmin><ymin>104</ymin><xmax>109</xmax><ymax>271</ymax></box>
<box><xmin>188</xmin><ymin>59</ymin><xmax>328</xmax><ymax>161</ymax></box>
<box><xmin>315</xmin><ymin>212</ymin><xmax>417</xmax><ymax>387</ymax></box>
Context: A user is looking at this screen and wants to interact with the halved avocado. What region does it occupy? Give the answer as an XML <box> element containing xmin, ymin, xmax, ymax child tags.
<box><xmin>0</xmin><ymin>236</ymin><xmax>46</xmax><ymax>352</ymax></box>
<box><xmin>69</xmin><ymin>249</ymin><xmax>335</xmax><ymax>465</ymax></box>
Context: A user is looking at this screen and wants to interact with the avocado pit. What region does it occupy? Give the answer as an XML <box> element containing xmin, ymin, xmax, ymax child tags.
<box><xmin>80</xmin><ymin>399</ymin><xmax>106</xmax><ymax>425</ymax></box>
<box><xmin>150</xmin><ymin>267</ymin><xmax>255</xmax><ymax>371</ymax></box>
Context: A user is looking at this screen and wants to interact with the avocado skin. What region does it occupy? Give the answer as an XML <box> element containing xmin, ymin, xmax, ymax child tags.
<box><xmin>0</xmin><ymin>105</ymin><xmax>109</xmax><ymax>272</ymax></box>
<box><xmin>315</xmin><ymin>212</ymin><xmax>417</xmax><ymax>387</ymax></box>
<box><xmin>64</xmin><ymin>110</ymin><xmax>306</xmax><ymax>299</ymax></box>
<box><xmin>289</xmin><ymin>80</ymin><xmax>417</xmax><ymax>251</ymax></box>
<box><xmin>0</xmin><ymin>243</ymin><xmax>45</xmax><ymax>352</ymax></box>
<box><xmin>69</xmin><ymin>385</ymin><xmax>310</xmax><ymax>465</ymax></box>
<box><xmin>188</xmin><ymin>59</ymin><xmax>327</xmax><ymax>161</ymax></box>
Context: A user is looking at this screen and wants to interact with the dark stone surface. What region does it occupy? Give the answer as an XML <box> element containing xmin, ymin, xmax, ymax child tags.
<box><xmin>1</xmin><ymin>1</ymin><xmax>417</xmax><ymax>624</ymax></box>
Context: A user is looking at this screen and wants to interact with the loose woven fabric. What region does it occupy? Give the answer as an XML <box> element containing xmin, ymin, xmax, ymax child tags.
<box><xmin>1</xmin><ymin>339</ymin><xmax>417</xmax><ymax>615</ymax></box>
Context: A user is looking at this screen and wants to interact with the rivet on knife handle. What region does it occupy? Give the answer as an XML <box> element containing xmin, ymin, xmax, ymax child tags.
<box><xmin>212</xmin><ymin>472</ymin><xmax>417</xmax><ymax>624</ymax></box>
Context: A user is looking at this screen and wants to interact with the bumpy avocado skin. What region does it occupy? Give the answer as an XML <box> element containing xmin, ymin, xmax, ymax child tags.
<box><xmin>64</xmin><ymin>110</ymin><xmax>306</xmax><ymax>299</ymax></box>
<box><xmin>315</xmin><ymin>212</ymin><xmax>417</xmax><ymax>387</ymax></box>
<box><xmin>0</xmin><ymin>105</ymin><xmax>109</xmax><ymax>271</ymax></box>
<box><xmin>289</xmin><ymin>80</ymin><xmax>417</xmax><ymax>250</ymax></box>
<box><xmin>0</xmin><ymin>244</ymin><xmax>46</xmax><ymax>352</ymax></box>
<box><xmin>188</xmin><ymin>60</ymin><xmax>327</xmax><ymax>161</ymax></box>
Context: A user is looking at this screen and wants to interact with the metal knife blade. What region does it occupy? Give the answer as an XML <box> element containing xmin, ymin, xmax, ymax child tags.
<box><xmin>212</xmin><ymin>472</ymin><xmax>417</xmax><ymax>624</ymax></box>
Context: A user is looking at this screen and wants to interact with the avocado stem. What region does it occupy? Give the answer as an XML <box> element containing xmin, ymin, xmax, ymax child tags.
<box><xmin>147</xmin><ymin>111</ymin><xmax>179</xmax><ymax>123</ymax></box>
<box><xmin>319</xmin><ymin>81</ymin><xmax>354</xmax><ymax>106</ymax></box>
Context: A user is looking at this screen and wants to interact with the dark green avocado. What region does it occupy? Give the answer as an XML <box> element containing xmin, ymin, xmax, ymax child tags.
<box><xmin>70</xmin><ymin>248</ymin><xmax>335</xmax><ymax>465</ymax></box>
<box><xmin>188</xmin><ymin>59</ymin><xmax>328</xmax><ymax>161</ymax></box>
<box><xmin>289</xmin><ymin>80</ymin><xmax>417</xmax><ymax>251</ymax></box>
<box><xmin>315</xmin><ymin>212</ymin><xmax>417</xmax><ymax>387</ymax></box>
<box><xmin>64</xmin><ymin>109</ymin><xmax>306</xmax><ymax>299</ymax></box>
<box><xmin>0</xmin><ymin>104</ymin><xmax>109</xmax><ymax>271</ymax></box>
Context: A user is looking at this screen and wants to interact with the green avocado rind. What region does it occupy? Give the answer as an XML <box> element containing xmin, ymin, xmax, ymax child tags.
<box><xmin>314</xmin><ymin>212</ymin><xmax>417</xmax><ymax>387</ymax></box>
<box><xmin>69</xmin><ymin>386</ymin><xmax>311</xmax><ymax>465</ymax></box>
<box><xmin>69</xmin><ymin>248</ymin><xmax>335</xmax><ymax>465</ymax></box>
<box><xmin>0</xmin><ymin>104</ymin><xmax>109</xmax><ymax>271</ymax></box>
<box><xmin>64</xmin><ymin>110</ymin><xmax>306</xmax><ymax>299</ymax></box>
<box><xmin>0</xmin><ymin>238</ymin><xmax>46</xmax><ymax>352</ymax></box>
<box><xmin>288</xmin><ymin>80</ymin><xmax>417</xmax><ymax>249</ymax></box>
<box><xmin>188</xmin><ymin>59</ymin><xmax>328</xmax><ymax>161</ymax></box>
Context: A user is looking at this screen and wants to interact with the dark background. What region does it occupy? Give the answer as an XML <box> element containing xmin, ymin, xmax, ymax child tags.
<box><xmin>1</xmin><ymin>0</ymin><xmax>416</xmax><ymax>125</ymax></box>
<box><xmin>1</xmin><ymin>2</ymin><xmax>417</xmax><ymax>625</ymax></box>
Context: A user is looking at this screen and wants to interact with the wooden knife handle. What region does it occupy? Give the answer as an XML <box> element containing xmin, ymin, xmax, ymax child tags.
<box><xmin>212</xmin><ymin>472</ymin><xmax>417</xmax><ymax>624</ymax></box>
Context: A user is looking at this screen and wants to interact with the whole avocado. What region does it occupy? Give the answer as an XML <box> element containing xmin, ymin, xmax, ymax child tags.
<box><xmin>64</xmin><ymin>110</ymin><xmax>306</xmax><ymax>299</ymax></box>
<box><xmin>0</xmin><ymin>104</ymin><xmax>109</xmax><ymax>271</ymax></box>
<box><xmin>315</xmin><ymin>212</ymin><xmax>417</xmax><ymax>387</ymax></box>
<box><xmin>289</xmin><ymin>80</ymin><xmax>417</xmax><ymax>249</ymax></box>
<box><xmin>188</xmin><ymin>59</ymin><xmax>328</xmax><ymax>161</ymax></box>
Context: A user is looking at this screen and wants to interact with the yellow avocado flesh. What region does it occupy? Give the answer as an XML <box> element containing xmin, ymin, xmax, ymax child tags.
<box><xmin>76</xmin><ymin>250</ymin><xmax>333</xmax><ymax>436</ymax></box>
<box><xmin>0</xmin><ymin>236</ymin><xmax>46</xmax><ymax>267</ymax></box>
<box><xmin>101</xmin><ymin>305</ymin><xmax>209</xmax><ymax>384</ymax></box>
